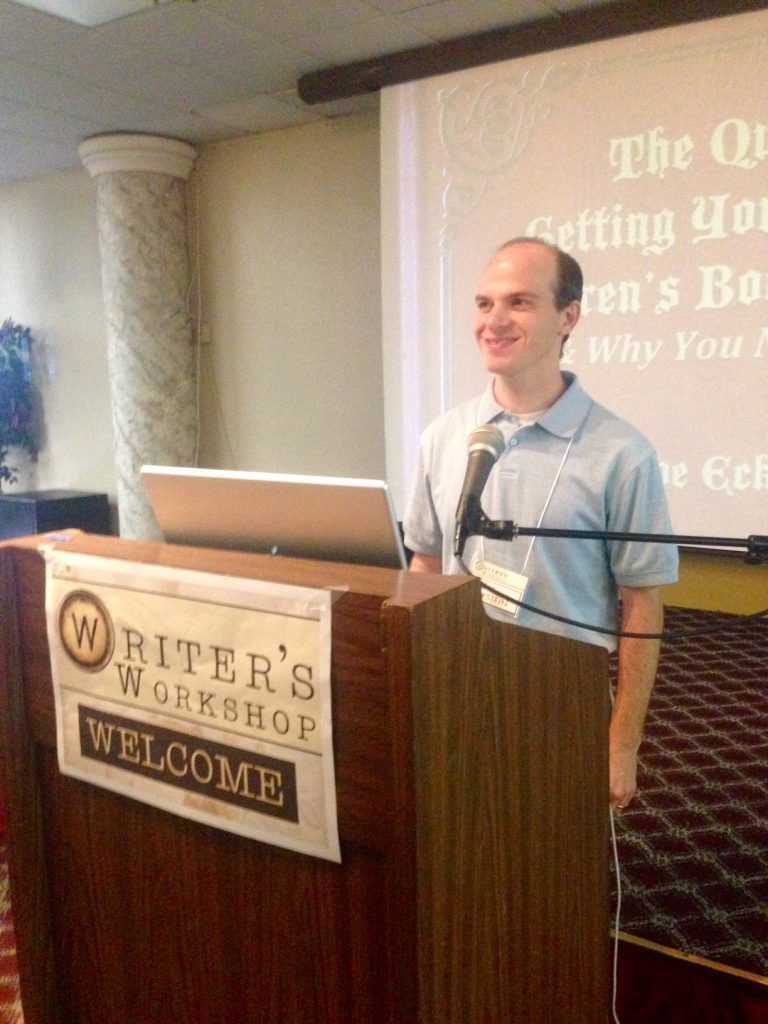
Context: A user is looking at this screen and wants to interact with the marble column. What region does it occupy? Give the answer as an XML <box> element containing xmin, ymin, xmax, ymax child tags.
<box><xmin>80</xmin><ymin>133</ymin><xmax>197</xmax><ymax>540</ymax></box>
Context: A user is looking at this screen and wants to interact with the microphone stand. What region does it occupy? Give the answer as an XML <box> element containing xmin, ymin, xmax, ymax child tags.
<box><xmin>467</xmin><ymin>512</ymin><xmax>768</xmax><ymax>565</ymax></box>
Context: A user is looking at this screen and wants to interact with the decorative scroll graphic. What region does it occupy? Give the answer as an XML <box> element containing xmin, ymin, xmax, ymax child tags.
<box><xmin>438</xmin><ymin>64</ymin><xmax>583</xmax><ymax>245</ymax></box>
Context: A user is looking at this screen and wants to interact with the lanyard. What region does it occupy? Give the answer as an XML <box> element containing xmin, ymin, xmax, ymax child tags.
<box><xmin>520</xmin><ymin>433</ymin><xmax>574</xmax><ymax>574</ymax></box>
<box><xmin>479</xmin><ymin>423</ymin><xmax>575</xmax><ymax>573</ymax></box>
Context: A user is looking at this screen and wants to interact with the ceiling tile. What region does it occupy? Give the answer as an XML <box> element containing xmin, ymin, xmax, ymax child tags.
<box><xmin>397</xmin><ymin>0</ymin><xmax>547</xmax><ymax>40</ymax></box>
<box><xmin>209</xmin><ymin>0</ymin><xmax>381</xmax><ymax>37</ymax></box>
<box><xmin>304</xmin><ymin>12</ymin><xmax>436</xmax><ymax>64</ymax></box>
<box><xmin>0</xmin><ymin>95</ymin><xmax>97</xmax><ymax>140</ymax></box>
<box><xmin>200</xmin><ymin>92</ymin><xmax>318</xmax><ymax>134</ymax></box>
<box><xmin>366</xmin><ymin>0</ymin><xmax>444</xmax><ymax>10</ymax></box>
<box><xmin>0</xmin><ymin>0</ymin><xmax>85</xmax><ymax>56</ymax></box>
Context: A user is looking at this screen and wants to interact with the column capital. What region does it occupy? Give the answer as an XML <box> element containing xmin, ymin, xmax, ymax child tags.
<box><xmin>79</xmin><ymin>133</ymin><xmax>197</xmax><ymax>180</ymax></box>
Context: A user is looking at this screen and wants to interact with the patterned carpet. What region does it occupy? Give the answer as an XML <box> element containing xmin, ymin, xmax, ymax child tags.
<box><xmin>0</xmin><ymin>840</ymin><xmax>22</xmax><ymax>1024</ymax></box>
<box><xmin>613</xmin><ymin>606</ymin><xmax>768</xmax><ymax>982</ymax></box>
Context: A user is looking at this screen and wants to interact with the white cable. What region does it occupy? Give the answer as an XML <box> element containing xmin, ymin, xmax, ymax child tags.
<box><xmin>608</xmin><ymin>677</ymin><xmax>623</xmax><ymax>1024</ymax></box>
<box><xmin>520</xmin><ymin>434</ymin><xmax>574</xmax><ymax>575</ymax></box>
<box><xmin>610</xmin><ymin>803</ymin><xmax>623</xmax><ymax>1024</ymax></box>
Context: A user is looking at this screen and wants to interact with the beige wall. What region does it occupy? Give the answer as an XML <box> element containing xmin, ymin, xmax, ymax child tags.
<box><xmin>0</xmin><ymin>170</ymin><xmax>114</xmax><ymax>495</ymax></box>
<box><xmin>191</xmin><ymin>110</ymin><xmax>385</xmax><ymax>478</ymax></box>
<box><xmin>0</xmin><ymin>109</ymin><xmax>384</xmax><ymax>511</ymax></box>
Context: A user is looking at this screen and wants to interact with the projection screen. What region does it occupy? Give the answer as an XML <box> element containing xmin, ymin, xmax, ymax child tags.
<box><xmin>381</xmin><ymin>8</ymin><xmax>767</xmax><ymax>546</ymax></box>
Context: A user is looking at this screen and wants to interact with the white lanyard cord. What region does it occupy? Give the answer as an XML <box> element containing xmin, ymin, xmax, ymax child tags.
<box><xmin>520</xmin><ymin>434</ymin><xmax>574</xmax><ymax>574</ymax></box>
<box><xmin>475</xmin><ymin>393</ymin><xmax>575</xmax><ymax>573</ymax></box>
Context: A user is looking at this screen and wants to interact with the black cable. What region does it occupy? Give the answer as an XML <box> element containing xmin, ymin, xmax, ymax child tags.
<box><xmin>457</xmin><ymin>555</ymin><xmax>768</xmax><ymax>642</ymax></box>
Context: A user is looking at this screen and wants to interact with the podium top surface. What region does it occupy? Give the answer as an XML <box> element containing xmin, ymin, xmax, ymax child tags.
<box><xmin>0</xmin><ymin>529</ymin><xmax>471</xmax><ymax>608</ymax></box>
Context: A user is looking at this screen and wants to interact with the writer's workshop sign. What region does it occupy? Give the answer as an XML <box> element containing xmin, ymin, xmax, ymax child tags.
<box><xmin>46</xmin><ymin>551</ymin><xmax>340</xmax><ymax>862</ymax></box>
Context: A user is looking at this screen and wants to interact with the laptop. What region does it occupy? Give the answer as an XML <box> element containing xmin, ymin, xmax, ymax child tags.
<box><xmin>140</xmin><ymin>465</ymin><xmax>408</xmax><ymax>569</ymax></box>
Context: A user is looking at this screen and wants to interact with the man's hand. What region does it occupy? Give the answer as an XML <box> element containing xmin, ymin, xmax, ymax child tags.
<box><xmin>610</xmin><ymin>746</ymin><xmax>640</xmax><ymax>812</ymax></box>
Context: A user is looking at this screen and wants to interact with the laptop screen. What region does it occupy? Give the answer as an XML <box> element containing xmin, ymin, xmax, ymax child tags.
<box><xmin>140</xmin><ymin>465</ymin><xmax>408</xmax><ymax>569</ymax></box>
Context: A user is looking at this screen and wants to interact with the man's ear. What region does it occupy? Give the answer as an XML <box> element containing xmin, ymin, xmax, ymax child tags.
<box><xmin>562</xmin><ymin>300</ymin><xmax>581</xmax><ymax>335</ymax></box>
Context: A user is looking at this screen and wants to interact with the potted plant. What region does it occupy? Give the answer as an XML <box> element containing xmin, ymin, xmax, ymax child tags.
<box><xmin>0</xmin><ymin>318</ymin><xmax>38</xmax><ymax>490</ymax></box>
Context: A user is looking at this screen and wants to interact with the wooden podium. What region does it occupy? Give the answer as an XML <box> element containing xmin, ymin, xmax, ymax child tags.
<box><xmin>0</xmin><ymin>533</ymin><xmax>611</xmax><ymax>1024</ymax></box>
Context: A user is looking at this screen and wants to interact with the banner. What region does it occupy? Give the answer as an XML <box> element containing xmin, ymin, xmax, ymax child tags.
<box><xmin>46</xmin><ymin>551</ymin><xmax>340</xmax><ymax>862</ymax></box>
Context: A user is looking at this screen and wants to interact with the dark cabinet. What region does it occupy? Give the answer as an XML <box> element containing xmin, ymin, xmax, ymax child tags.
<box><xmin>0</xmin><ymin>489</ymin><xmax>111</xmax><ymax>539</ymax></box>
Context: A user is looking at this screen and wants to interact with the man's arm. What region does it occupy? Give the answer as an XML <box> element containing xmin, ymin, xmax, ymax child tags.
<box><xmin>610</xmin><ymin>584</ymin><xmax>664</xmax><ymax>810</ymax></box>
<box><xmin>409</xmin><ymin>553</ymin><xmax>443</xmax><ymax>574</ymax></box>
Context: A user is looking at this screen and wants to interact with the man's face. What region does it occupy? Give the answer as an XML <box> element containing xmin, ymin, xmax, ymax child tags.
<box><xmin>473</xmin><ymin>243</ymin><xmax>579</xmax><ymax>386</ymax></box>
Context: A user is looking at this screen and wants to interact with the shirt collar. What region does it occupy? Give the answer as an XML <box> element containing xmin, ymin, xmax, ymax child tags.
<box><xmin>478</xmin><ymin>372</ymin><xmax>592</xmax><ymax>439</ymax></box>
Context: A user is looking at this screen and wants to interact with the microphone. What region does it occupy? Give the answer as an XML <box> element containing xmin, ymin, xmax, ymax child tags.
<box><xmin>454</xmin><ymin>424</ymin><xmax>505</xmax><ymax>558</ymax></box>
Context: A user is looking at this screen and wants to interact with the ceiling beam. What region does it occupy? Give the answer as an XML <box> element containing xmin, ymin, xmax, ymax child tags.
<box><xmin>297</xmin><ymin>0</ymin><xmax>768</xmax><ymax>104</ymax></box>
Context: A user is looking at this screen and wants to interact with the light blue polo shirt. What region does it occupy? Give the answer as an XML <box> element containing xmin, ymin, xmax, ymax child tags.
<box><xmin>403</xmin><ymin>373</ymin><xmax>679</xmax><ymax>651</ymax></box>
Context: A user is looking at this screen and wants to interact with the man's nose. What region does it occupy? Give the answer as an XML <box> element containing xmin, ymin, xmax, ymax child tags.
<box><xmin>486</xmin><ymin>302</ymin><xmax>509</xmax><ymax>328</ymax></box>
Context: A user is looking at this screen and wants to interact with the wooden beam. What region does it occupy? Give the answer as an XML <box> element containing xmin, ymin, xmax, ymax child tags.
<box><xmin>297</xmin><ymin>0</ymin><xmax>768</xmax><ymax>104</ymax></box>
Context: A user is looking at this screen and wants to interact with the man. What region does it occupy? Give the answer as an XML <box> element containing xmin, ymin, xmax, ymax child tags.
<box><xmin>403</xmin><ymin>237</ymin><xmax>678</xmax><ymax>811</ymax></box>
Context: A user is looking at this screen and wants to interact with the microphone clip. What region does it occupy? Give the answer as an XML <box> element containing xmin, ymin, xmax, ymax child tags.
<box><xmin>454</xmin><ymin>508</ymin><xmax>519</xmax><ymax>559</ymax></box>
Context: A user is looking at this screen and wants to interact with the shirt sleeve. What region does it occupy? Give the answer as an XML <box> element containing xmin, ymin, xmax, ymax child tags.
<box><xmin>606</xmin><ymin>449</ymin><xmax>679</xmax><ymax>588</ymax></box>
<box><xmin>402</xmin><ymin>431</ymin><xmax>445</xmax><ymax>558</ymax></box>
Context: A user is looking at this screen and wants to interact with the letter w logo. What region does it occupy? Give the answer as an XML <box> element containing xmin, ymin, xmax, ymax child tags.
<box><xmin>58</xmin><ymin>592</ymin><xmax>114</xmax><ymax>671</ymax></box>
<box><xmin>69</xmin><ymin>611</ymin><xmax>101</xmax><ymax>653</ymax></box>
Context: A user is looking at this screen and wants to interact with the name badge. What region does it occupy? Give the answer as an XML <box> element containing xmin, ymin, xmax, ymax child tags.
<box><xmin>471</xmin><ymin>558</ymin><xmax>528</xmax><ymax>619</ymax></box>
